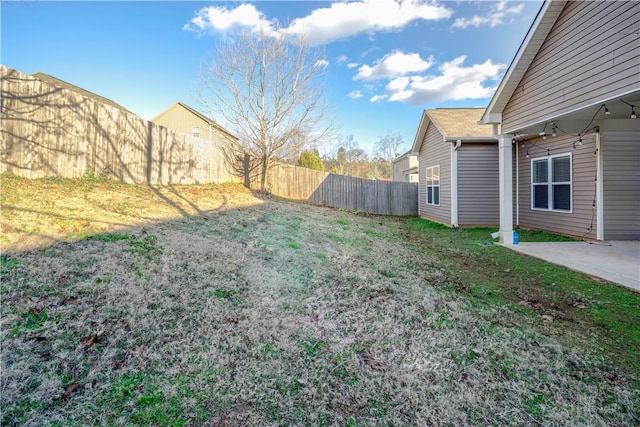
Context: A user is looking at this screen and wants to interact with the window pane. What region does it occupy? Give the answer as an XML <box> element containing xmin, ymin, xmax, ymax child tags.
<box><xmin>552</xmin><ymin>156</ymin><xmax>570</xmax><ymax>183</ymax></box>
<box><xmin>427</xmin><ymin>187</ymin><xmax>433</xmax><ymax>204</ymax></box>
<box><xmin>433</xmin><ymin>166</ymin><xmax>440</xmax><ymax>183</ymax></box>
<box><xmin>433</xmin><ymin>187</ymin><xmax>440</xmax><ymax>205</ymax></box>
<box><xmin>426</xmin><ymin>168</ymin><xmax>432</xmax><ymax>185</ymax></box>
<box><xmin>553</xmin><ymin>184</ymin><xmax>571</xmax><ymax>210</ymax></box>
<box><xmin>533</xmin><ymin>160</ymin><xmax>548</xmax><ymax>183</ymax></box>
<box><xmin>533</xmin><ymin>185</ymin><xmax>548</xmax><ymax>209</ymax></box>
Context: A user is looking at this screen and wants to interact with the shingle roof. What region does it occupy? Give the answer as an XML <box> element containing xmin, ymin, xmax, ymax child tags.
<box><xmin>427</xmin><ymin>108</ymin><xmax>495</xmax><ymax>139</ymax></box>
<box><xmin>410</xmin><ymin>108</ymin><xmax>497</xmax><ymax>155</ymax></box>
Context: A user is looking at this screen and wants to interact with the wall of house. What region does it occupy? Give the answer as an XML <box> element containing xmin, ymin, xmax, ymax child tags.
<box><xmin>153</xmin><ymin>104</ymin><xmax>211</xmax><ymax>138</ymax></box>
<box><xmin>502</xmin><ymin>1</ymin><xmax>639</xmax><ymax>132</ymax></box>
<box><xmin>601</xmin><ymin>120</ymin><xmax>640</xmax><ymax>240</ymax></box>
<box><xmin>418</xmin><ymin>123</ymin><xmax>451</xmax><ymax>225</ymax></box>
<box><xmin>153</xmin><ymin>104</ymin><xmax>236</xmax><ymax>149</ymax></box>
<box><xmin>457</xmin><ymin>143</ymin><xmax>499</xmax><ymax>226</ymax></box>
<box><xmin>392</xmin><ymin>156</ymin><xmax>409</xmax><ymax>182</ymax></box>
<box><xmin>516</xmin><ymin>133</ymin><xmax>598</xmax><ymax>238</ymax></box>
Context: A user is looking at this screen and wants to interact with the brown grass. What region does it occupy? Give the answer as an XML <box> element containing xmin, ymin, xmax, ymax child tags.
<box><xmin>1</xmin><ymin>175</ymin><xmax>638</xmax><ymax>426</ymax></box>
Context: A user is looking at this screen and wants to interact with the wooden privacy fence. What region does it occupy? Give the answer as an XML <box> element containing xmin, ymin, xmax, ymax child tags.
<box><xmin>0</xmin><ymin>65</ymin><xmax>238</xmax><ymax>185</ymax></box>
<box><xmin>248</xmin><ymin>161</ymin><xmax>418</xmax><ymax>216</ymax></box>
<box><xmin>1</xmin><ymin>65</ymin><xmax>417</xmax><ymax>217</ymax></box>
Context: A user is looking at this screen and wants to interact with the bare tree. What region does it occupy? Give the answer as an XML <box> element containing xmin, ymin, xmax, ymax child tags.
<box><xmin>374</xmin><ymin>131</ymin><xmax>405</xmax><ymax>170</ymax></box>
<box><xmin>200</xmin><ymin>26</ymin><xmax>333</xmax><ymax>190</ymax></box>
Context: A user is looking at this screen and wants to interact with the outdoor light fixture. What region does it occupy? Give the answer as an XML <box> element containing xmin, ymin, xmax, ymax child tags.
<box><xmin>603</xmin><ymin>104</ymin><xmax>610</xmax><ymax>115</ymax></box>
<box><xmin>526</xmin><ymin>148</ymin><xmax>529</xmax><ymax>158</ymax></box>
<box><xmin>578</xmin><ymin>135</ymin><xmax>583</xmax><ymax>145</ymax></box>
<box><xmin>551</xmin><ymin>122</ymin><xmax>556</xmax><ymax>137</ymax></box>
<box><xmin>539</xmin><ymin>131</ymin><xmax>546</xmax><ymax>139</ymax></box>
<box><xmin>632</xmin><ymin>105</ymin><xmax>637</xmax><ymax>119</ymax></box>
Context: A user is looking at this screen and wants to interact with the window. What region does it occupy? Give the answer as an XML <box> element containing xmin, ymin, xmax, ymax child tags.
<box><xmin>426</xmin><ymin>165</ymin><xmax>440</xmax><ymax>205</ymax></box>
<box><xmin>531</xmin><ymin>153</ymin><xmax>571</xmax><ymax>212</ymax></box>
<box><xmin>192</xmin><ymin>127</ymin><xmax>200</xmax><ymax>138</ymax></box>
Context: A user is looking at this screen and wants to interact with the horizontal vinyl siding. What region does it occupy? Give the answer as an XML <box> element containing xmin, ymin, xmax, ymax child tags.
<box><xmin>602</xmin><ymin>129</ymin><xmax>640</xmax><ymax>240</ymax></box>
<box><xmin>517</xmin><ymin>133</ymin><xmax>597</xmax><ymax>238</ymax></box>
<box><xmin>418</xmin><ymin>124</ymin><xmax>451</xmax><ymax>225</ymax></box>
<box><xmin>393</xmin><ymin>157</ymin><xmax>409</xmax><ymax>181</ymax></box>
<box><xmin>154</xmin><ymin>106</ymin><xmax>210</xmax><ymax>137</ymax></box>
<box><xmin>503</xmin><ymin>1</ymin><xmax>640</xmax><ymax>131</ymax></box>
<box><xmin>457</xmin><ymin>144</ymin><xmax>499</xmax><ymax>226</ymax></box>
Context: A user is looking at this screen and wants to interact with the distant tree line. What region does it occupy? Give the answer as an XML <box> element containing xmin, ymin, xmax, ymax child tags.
<box><xmin>295</xmin><ymin>131</ymin><xmax>406</xmax><ymax>180</ymax></box>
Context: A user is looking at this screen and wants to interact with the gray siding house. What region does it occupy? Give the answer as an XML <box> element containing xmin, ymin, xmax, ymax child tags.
<box><xmin>392</xmin><ymin>151</ymin><xmax>418</xmax><ymax>183</ymax></box>
<box><xmin>410</xmin><ymin>108</ymin><xmax>499</xmax><ymax>227</ymax></box>
<box><xmin>480</xmin><ymin>0</ymin><xmax>640</xmax><ymax>243</ymax></box>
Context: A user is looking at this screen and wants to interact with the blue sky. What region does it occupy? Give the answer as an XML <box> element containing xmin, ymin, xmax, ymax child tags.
<box><xmin>1</xmin><ymin>0</ymin><xmax>543</xmax><ymax>155</ymax></box>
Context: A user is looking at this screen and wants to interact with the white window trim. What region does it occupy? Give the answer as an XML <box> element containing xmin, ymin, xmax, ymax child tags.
<box><xmin>426</xmin><ymin>165</ymin><xmax>440</xmax><ymax>206</ymax></box>
<box><xmin>530</xmin><ymin>152</ymin><xmax>573</xmax><ymax>213</ymax></box>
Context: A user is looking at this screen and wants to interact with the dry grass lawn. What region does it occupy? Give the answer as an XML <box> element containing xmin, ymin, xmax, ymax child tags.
<box><xmin>1</xmin><ymin>174</ymin><xmax>639</xmax><ymax>426</ymax></box>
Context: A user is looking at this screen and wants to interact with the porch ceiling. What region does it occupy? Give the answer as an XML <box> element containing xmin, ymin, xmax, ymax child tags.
<box><xmin>507</xmin><ymin>90</ymin><xmax>640</xmax><ymax>138</ymax></box>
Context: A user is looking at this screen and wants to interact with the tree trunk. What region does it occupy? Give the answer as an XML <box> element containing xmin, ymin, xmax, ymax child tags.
<box><xmin>260</xmin><ymin>154</ymin><xmax>269</xmax><ymax>191</ymax></box>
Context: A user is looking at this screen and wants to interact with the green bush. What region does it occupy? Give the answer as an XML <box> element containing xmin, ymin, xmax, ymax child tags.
<box><xmin>297</xmin><ymin>150</ymin><xmax>324</xmax><ymax>171</ymax></box>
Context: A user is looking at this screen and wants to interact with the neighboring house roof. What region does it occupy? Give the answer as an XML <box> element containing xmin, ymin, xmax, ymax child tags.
<box><xmin>153</xmin><ymin>102</ymin><xmax>238</xmax><ymax>141</ymax></box>
<box><xmin>410</xmin><ymin>108</ymin><xmax>497</xmax><ymax>155</ymax></box>
<box><xmin>392</xmin><ymin>150</ymin><xmax>412</xmax><ymax>164</ymax></box>
<box><xmin>479</xmin><ymin>1</ymin><xmax>567</xmax><ymax>125</ymax></box>
<box><xmin>31</xmin><ymin>71</ymin><xmax>136</xmax><ymax>115</ymax></box>
<box><xmin>403</xmin><ymin>166</ymin><xmax>418</xmax><ymax>174</ymax></box>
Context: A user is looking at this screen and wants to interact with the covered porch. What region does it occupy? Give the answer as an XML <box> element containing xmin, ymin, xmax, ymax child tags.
<box><xmin>478</xmin><ymin>0</ymin><xmax>639</xmax><ymax>245</ymax></box>
<box><xmin>499</xmin><ymin>93</ymin><xmax>640</xmax><ymax>243</ymax></box>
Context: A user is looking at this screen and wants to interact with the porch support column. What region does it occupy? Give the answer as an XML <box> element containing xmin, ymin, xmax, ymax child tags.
<box><xmin>596</xmin><ymin>131</ymin><xmax>604</xmax><ymax>241</ymax></box>
<box><xmin>499</xmin><ymin>134</ymin><xmax>514</xmax><ymax>244</ymax></box>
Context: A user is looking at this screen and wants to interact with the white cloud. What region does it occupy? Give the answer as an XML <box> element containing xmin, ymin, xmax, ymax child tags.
<box><xmin>186</xmin><ymin>1</ymin><xmax>453</xmax><ymax>45</ymax></box>
<box><xmin>386</xmin><ymin>76</ymin><xmax>410</xmax><ymax>91</ymax></box>
<box><xmin>184</xmin><ymin>3</ymin><xmax>276</xmax><ymax>34</ymax></box>
<box><xmin>315</xmin><ymin>59</ymin><xmax>330</xmax><ymax>69</ymax></box>
<box><xmin>355</xmin><ymin>51</ymin><xmax>435</xmax><ymax>80</ymax></box>
<box><xmin>347</xmin><ymin>62</ymin><xmax>360</xmax><ymax>69</ymax></box>
<box><xmin>336</xmin><ymin>54</ymin><xmax>348</xmax><ymax>63</ymax></box>
<box><xmin>370</xmin><ymin>94</ymin><xmax>389</xmax><ymax>103</ymax></box>
<box><xmin>348</xmin><ymin>90</ymin><xmax>364</xmax><ymax>99</ymax></box>
<box><xmin>386</xmin><ymin>56</ymin><xmax>505</xmax><ymax>104</ymax></box>
<box><xmin>452</xmin><ymin>0</ymin><xmax>524</xmax><ymax>29</ymax></box>
<box><xmin>286</xmin><ymin>0</ymin><xmax>452</xmax><ymax>45</ymax></box>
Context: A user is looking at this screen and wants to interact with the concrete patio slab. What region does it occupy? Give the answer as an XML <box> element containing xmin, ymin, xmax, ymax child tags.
<box><xmin>502</xmin><ymin>241</ymin><xmax>640</xmax><ymax>292</ymax></box>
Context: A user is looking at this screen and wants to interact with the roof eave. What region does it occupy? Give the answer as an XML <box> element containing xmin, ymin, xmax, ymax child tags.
<box><xmin>444</xmin><ymin>136</ymin><xmax>498</xmax><ymax>143</ymax></box>
<box><xmin>410</xmin><ymin>110</ymin><xmax>431</xmax><ymax>156</ymax></box>
<box><xmin>480</xmin><ymin>0</ymin><xmax>567</xmax><ymax>125</ymax></box>
<box><xmin>403</xmin><ymin>166</ymin><xmax>419</xmax><ymax>174</ymax></box>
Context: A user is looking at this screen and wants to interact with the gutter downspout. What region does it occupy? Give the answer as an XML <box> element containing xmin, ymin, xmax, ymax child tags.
<box><xmin>451</xmin><ymin>139</ymin><xmax>461</xmax><ymax>227</ymax></box>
